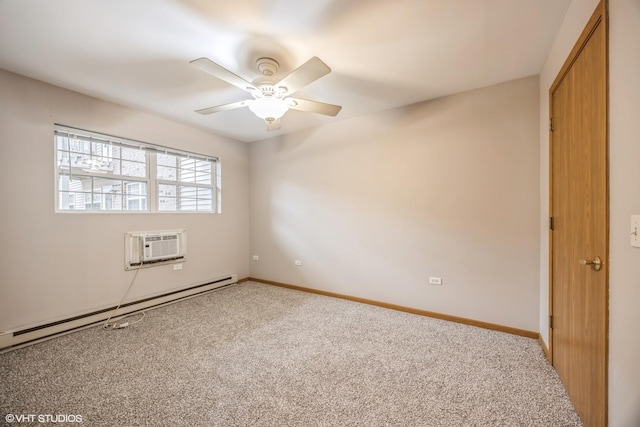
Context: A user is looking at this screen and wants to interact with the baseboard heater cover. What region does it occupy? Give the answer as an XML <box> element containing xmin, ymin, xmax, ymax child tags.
<box><xmin>0</xmin><ymin>274</ymin><xmax>237</xmax><ymax>353</ymax></box>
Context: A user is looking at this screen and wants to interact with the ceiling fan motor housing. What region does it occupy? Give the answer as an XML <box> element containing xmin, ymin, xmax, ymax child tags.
<box><xmin>251</xmin><ymin>77</ymin><xmax>279</xmax><ymax>97</ymax></box>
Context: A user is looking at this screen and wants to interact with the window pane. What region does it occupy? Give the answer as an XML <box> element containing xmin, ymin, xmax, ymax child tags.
<box><xmin>68</xmin><ymin>175</ymin><xmax>92</xmax><ymax>192</ymax></box>
<box><xmin>159</xmin><ymin>197</ymin><xmax>177</xmax><ymax>211</ymax></box>
<box><xmin>178</xmin><ymin>169</ymin><xmax>196</xmax><ymax>183</ymax></box>
<box><xmin>195</xmin><ymin>160</ymin><xmax>211</xmax><ymax>173</ymax></box>
<box><xmin>59</xmin><ymin>191</ymin><xmax>84</xmax><ymax>210</ymax></box>
<box><xmin>57</xmin><ymin>151</ymin><xmax>71</xmax><ymax>170</ymax></box>
<box><xmin>68</xmin><ymin>139</ymin><xmax>90</xmax><ymax>154</ymax></box>
<box><xmin>195</xmin><ymin>172</ymin><xmax>211</xmax><ymax>184</ymax></box>
<box><xmin>197</xmin><ymin>187</ymin><xmax>212</xmax><ymax>199</ymax></box>
<box><xmin>179</xmin><ymin>186</ymin><xmax>198</xmax><ymax>197</ymax></box>
<box><xmin>126</xmin><ymin>196</ymin><xmax>147</xmax><ymax>211</ymax></box>
<box><xmin>92</xmin><ymin>141</ymin><xmax>109</xmax><ymax>156</ymax></box>
<box><xmin>111</xmin><ymin>159</ymin><xmax>122</xmax><ymax>175</ymax></box>
<box><xmin>125</xmin><ymin>182</ymin><xmax>147</xmax><ymax>195</ymax></box>
<box><xmin>157</xmin><ymin>153</ymin><xmax>176</xmax><ymax>167</ymax></box>
<box><xmin>94</xmin><ymin>177</ymin><xmax>122</xmax><ymax>194</ymax></box>
<box><xmin>57</xmin><ymin>136</ymin><xmax>69</xmax><ymax>151</ymax></box>
<box><xmin>59</xmin><ymin>174</ymin><xmax>70</xmax><ymax>191</ymax></box>
<box><xmin>70</xmin><ymin>153</ymin><xmax>88</xmax><ymax>169</ymax></box>
<box><xmin>159</xmin><ymin>184</ymin><xmax>176</xmax><ymax>197</ymax></box>
<box><xmin>106</xmin><ymin>194</ymin><xmax>122</xmax><ymax>210</ymax></box>
<box><xmin>121</xmin><ymin>146</ymin><xmax>146</xmax><ymax>163</ymax></box>
<box><xmin>157</xmin><ymin>165</ymin><xmax>177</xmax><ymax>181</ymax></box>
<box><xmin>92</xmin><ymin>193</ymin><xmax>104</xmax><ymax>211</ymax></box>
<box><xmin>121</xmin><ymin>160</ymin><xmax>146</xmax><ymax>177</ymax></box>
<box><xmin>180</xmin><ymin>199</ymin><xmax>197</xmax><ymax>211</ymax></box>
<box><xmin>180</xmin><ymin>158</ymin><xmax>196</xmax><ymax>169</ymax></box>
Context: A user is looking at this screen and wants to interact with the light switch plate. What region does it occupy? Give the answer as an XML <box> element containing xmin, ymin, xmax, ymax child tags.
<box><xmin>632</xmin><ymin>215</ymin><xmax>640</xmax><ymax>248</ymax></box>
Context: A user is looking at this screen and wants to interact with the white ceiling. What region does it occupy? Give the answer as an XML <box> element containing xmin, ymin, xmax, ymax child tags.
<box><xmin>0</xmin><ymin>0</ymin><xmax>571</xmax><ymax>143</ymax></box>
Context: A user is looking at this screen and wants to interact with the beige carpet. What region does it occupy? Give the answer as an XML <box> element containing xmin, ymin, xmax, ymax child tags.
<box><xmin>1</xmin><ymin>281</ymin><xmax>582</xmax><ymax>426</ymax></box>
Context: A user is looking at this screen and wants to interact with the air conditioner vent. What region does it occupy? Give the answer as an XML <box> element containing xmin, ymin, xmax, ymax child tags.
<box><xmin>143</xmin><ymin>233</ymin><xmax>179</xmax><ymax>262</ymax></box>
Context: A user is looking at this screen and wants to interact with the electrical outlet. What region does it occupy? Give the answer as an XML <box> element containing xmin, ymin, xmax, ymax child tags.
<box><xmin>429</xmin><ymin>277</ymin><xmax>442</xmax><ymax>285</ymax></box>
<box><xmin>294</xmin><ymin>260</ymin><xmax>302</xmax><ymax>266</ymax></box>
<box><xmin>173</xmin><ymin>263</ymin><xmax>183</xmax><ymax>270</ymax></box>
<box><xmin>252</xmin><ymin>255</ymin><xmax>260</xmax><ymax>261</ymax></box>
<box><xmin>632</xmin><ymin>215</ymin><xmax>640</xmax><ymax>248</ymax></box>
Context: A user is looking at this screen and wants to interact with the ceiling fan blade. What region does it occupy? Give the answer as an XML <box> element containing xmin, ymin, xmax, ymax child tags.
<box><xmin>190</xmin><ymin>58</ymin><xmax>258</xmax><ymax>93</ymax></box>
<box><xmin>195</xmin><ymin>100</ymin><xmax>249</xmax><ymax>115</ymax></box>
<box><xmin>287</xmin><ymin>98</ymin><xmax>342</xmax><ymax>117</ymax></box>
<box><xmin>266</xmin><ymin>118</ymin><xmax>281</xmax><ymax>131</ymax></box>
<box><xmin>276</xmin><ymin>57</ymin><xmax>331</xmax><ymax>96</ymax></box>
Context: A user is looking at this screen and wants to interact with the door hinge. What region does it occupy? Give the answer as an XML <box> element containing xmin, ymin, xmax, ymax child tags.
<box><xmin>549</xmin><ymin>117</ymin><xmax>554</xmax><ymax>132</ymax></box>
<box><xmin>549</xmin><ymin>315</ymin><xmax>554</xmax><ymax>329</ymax></box>
<box><xmin>549</xmin><ymin>217</ymin><xmax>554</xmax><ymax>230</ymax></box>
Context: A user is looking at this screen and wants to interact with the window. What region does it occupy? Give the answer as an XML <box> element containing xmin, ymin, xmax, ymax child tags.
<box><xmin>55</xmin><ymin>126</ymin><xmax>218</xmax><ymax>213</ymax></box>
<box><xmin>56</xmin><ymin>132</ymin><xmax>148</xmax><ymax>211</ymax></box>
<box><xmin>157</xmin><ymin>153</ymin><xmax>213</xmax><ymax>212</ymax></box>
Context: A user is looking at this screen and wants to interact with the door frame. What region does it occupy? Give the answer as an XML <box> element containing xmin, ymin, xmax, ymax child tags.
<box><xmin>548</xmin><ymin>0</ymin><xmax>609</xmax><ymax>420</ymax></box>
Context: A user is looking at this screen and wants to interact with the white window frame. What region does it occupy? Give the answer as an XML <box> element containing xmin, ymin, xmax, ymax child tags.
<box><xmin>54</xmin><ymin>125</ymin><xmax>219</xmax><ymax>214</ymax></box>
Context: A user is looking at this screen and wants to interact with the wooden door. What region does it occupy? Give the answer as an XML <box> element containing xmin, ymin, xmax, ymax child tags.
<box><xmin>549</xmin><ymin>2</ymin><xmax>608</xmax><ymax>426</ymax></box>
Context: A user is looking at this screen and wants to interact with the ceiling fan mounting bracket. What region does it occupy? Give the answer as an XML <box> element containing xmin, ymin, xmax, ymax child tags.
<box><xmin>256</xmin><ymin>57</ymin><xmax>279</xmax><ymax>76</ymax></box>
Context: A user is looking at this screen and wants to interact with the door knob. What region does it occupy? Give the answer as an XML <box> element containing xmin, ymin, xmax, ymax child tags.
<box><xmin>579</xmin><ymin>256</ymin><xmax>602</xmax><ymax>271</ymax></box>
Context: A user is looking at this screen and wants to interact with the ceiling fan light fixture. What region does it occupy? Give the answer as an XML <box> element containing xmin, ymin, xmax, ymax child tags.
<box><xmin>191</xmin><ymin>56</ymin><xmax>341</xmax><ymax>129</ymax></box>
<box><xmin>248</xmin><ymin>97</ymin><xmax>289</xmax><ymax>120</ymax></box>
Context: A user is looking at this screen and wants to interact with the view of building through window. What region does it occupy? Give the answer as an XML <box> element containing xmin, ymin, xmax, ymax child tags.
<box><xmin>55</xmin><ymin>126</ymin><xmax>217</xmax><ymax>213</ymax></box>
<box><xmin>157</xmin><ymin>153</ymin><xmax>213</xmax><ymax>212</ymax></box>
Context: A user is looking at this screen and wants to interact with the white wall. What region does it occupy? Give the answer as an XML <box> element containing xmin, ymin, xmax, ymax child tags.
<box><xmin>609</xmin><ymin>0</ymin><xmax>640</xmax><ymax>424</ymax></box>
<box><xmin>0</xmin><ymin>69</ymin><xmax>250</xmax><ymax>332</ymax></box>
<box><xmin>539</xmin><ymin>0</ymin><xmax>640</xmax><ymax>425</ymax></box>
<box><xmin>250</xmin><ymin>76</ymin><xmax>541</xmax><ymax>332</ymax></box>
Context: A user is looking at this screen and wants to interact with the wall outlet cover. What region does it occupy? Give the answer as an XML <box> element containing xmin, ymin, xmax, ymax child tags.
<box><xmin>632</xmin><ymin>215</ymin><xmax>640</xmax><ymax>248</ymax></box>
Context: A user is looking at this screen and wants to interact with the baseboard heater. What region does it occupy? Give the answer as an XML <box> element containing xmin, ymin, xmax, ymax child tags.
<box><xmin>0</xmin><ymin>274</ymin><xmax>237</xmax><ymax>353</ymax></box>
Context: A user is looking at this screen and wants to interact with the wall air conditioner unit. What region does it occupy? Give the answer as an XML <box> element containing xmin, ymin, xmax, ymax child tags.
<box><xmin>143</xmin><ymin>233</ymin><xmax>179</xmax><ymax>262</ymax></box>
<box><xmin>125</xmin><ymin>229</ymin><xmax>186</xmax><ymax>270</ymax></box>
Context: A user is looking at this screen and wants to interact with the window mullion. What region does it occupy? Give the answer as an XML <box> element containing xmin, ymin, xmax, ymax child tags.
<box><xmin>148</xmin><ymin>151</ymin><xmax>157</xmax><ymax>212</ymax></box>
<box><xmin>90</xmin><ymin>176</ymin><xmax>95</xmax><ymax>211</ymax></box>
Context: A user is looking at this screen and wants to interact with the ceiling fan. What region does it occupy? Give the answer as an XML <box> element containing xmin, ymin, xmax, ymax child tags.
<box><xmin>190</xmin><ymin>56</ymin><xmax>342</xmax><ymax>131</ymax></box>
